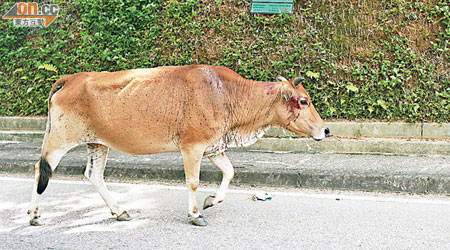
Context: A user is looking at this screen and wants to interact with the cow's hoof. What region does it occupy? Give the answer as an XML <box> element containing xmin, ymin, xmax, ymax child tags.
<box><xmin>116</xmin><ymin>211</ymin><xmax>132</xmax><ymax>221</ymax></box>
<box><xmin>191</xmin><ymin>216</ymin><xmax>208</xmax><ymax>226</ymax></box>
<box><xmin>29</xmin><ymin>218</ymin><xmax>42</xmax><ymax>226</ymax></box>
<box><xmin>203</xmin><ymin>195</ymin><xmax>215</xmax><ymax>210</ymax></box>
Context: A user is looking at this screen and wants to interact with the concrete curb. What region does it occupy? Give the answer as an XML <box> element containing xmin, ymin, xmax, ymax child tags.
<box><xmin>246</xmin><ymin>138</ymin><xmax>450</xmax><ymax>156</ymax></box>
<box><xmin>0</xmin><ymin>130</ymin><xmax>44</xmax><ymax>142</ymax></box>
<box><xmin>1</xmin><ymin>117</ymin><xmax>449</xmax><ymax>138</ymax></box>
<box><xmin>266</xmin><ymin>122</ymin><xmax>450</xmax><ymax>139</ymax></box>
<box><xmin>0</xmin><ymin>117</ymin><xmax>449</xmax><ymax>156</ymax></box>
<box><xmin>1</xmin><ymin>130</ymin><xmax>448</xmax><ymax>156</ymax></box>
<box><xmin>3</xmin><ymin>161</ymin><xmax>450</xmax><ymax>195</ymax></box>
<box><xmin>0</xmin><ymin>117</ymin><xmax>46</xmax><ymax>131</ymax></box>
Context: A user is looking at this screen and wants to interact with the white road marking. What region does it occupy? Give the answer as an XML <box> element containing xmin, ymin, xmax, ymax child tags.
<box><xmin>3</xmin><ymin>176</ymin><xmax>450</xmax><ymax>205</ymax></box>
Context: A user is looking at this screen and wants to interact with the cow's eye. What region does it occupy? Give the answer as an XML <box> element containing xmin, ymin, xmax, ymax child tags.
<box><xmin>300</xmin><ymin>100</ymin><xmax>308</xmax><ymax>106</ymax></box>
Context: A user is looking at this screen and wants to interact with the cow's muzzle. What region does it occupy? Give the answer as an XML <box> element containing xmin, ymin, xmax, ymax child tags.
<box><xmin>313</xmin><ymin>127</ymin><xmax>330</xmax><ymax>141</ymax></box>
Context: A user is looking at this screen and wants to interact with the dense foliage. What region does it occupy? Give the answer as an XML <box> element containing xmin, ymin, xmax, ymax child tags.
<box><xmin>0</xmin><ymin>0</ymin><xmax>448</xmax><ymax>122</ymax></box>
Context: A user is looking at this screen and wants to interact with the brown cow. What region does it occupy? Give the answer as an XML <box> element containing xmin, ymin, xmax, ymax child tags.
<box><xmin>27</xmin><ymin>65</ymin><xmax>329</xmax><ymax>226</ymax></box>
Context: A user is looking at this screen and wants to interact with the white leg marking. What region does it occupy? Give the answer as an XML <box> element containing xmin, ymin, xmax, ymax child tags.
<box><xmin>208</xmin><ymin>152</ymin><xmax>234</xmax><ymax>205</ymax></box>
<box><xmin>28</xmin><ymin>161</ymin><xmax>41</xmax><ymax>223</ymax></box>
<box><xmin>85</xmin><ymin>144</ymin><xmax>125</xmax><ymax>217</ymax></box>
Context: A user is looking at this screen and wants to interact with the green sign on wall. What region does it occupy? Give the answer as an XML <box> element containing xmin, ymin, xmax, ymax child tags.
<box><xmin>251</xmin><ymin>0</ymin><xmax>294</xmax><ymax>14</ymax></box>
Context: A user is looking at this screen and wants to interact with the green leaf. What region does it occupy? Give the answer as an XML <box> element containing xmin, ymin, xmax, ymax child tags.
<box><xmin>377</xmin><ymin>99</ymin><xmax>388</xmax><ymax>110</ymax></box>
<box><xmin>345</xmin><ymin>83</ymin><xmax>358</xmax><ymax>92</ymax></box>
<box><xmin>126</xmin><ymin>6</ymin><xmax>137</xmax><ymax>12</ymax></box>
<box><xmin>38</xmin><ymin>64</ymin><xmax>58</xmax><ymax>72</ymax></box>
<box><xmin>306</xmin><ymin>71</ymin><xmax>320</xmax><ymax>79</ymax></box>
<box><xmin>329</xmin><ymin>107</ymin><xmax>337</xmax><ymax>114</ymax></box>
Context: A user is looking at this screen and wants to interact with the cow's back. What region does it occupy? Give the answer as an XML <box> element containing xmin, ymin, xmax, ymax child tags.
<box><xmin>50</xmin><ymin>65</ymin><xmax>235</xmax><ymax>154</ymax></box>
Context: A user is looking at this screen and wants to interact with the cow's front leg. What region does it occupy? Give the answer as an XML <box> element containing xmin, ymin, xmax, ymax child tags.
<box><xmin>181</xmin><ymin>145</ymin><xmax>207</xmax><ymax>226</ymax></box>
<box><xmin>204</xmin><ymin>152</ymin><xmax>234</xmax><ymax>209</ymax></box>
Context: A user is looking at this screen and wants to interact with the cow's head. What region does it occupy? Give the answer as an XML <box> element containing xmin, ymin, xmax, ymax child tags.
<box><xmin>274</xmin><ymin>76</ymin><xmax>330</xmax><ymax>140</ymax></box>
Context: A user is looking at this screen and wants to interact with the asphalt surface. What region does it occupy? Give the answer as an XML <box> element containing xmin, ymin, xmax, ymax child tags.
<box><xmin>0</xmin><ymin>140</ymin><xmax>449</xmax><ymax>193</ymax></box>
<box><xmin>1</xmin><ymin>176</ymin><xmax>450</xmax><ymax>250</ymax></box>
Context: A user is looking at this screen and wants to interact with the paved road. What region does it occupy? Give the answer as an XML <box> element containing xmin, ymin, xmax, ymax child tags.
<box><xmin>1</xmin><ymin>176</ymin><xmax>450</xmax><ymax>249</ymax></box>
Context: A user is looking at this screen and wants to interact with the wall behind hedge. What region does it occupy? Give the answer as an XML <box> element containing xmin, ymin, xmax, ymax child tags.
<box><xmin>0</xmin><ymin>0</ymin><xmax>448</xmax><ymax>122</ymax></box>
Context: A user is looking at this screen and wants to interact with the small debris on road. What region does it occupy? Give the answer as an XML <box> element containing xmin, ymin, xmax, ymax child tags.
<box><xmin>252</xmin><ymin>192</ymin><xmax>272</xmax><ymax>201</ymax></box>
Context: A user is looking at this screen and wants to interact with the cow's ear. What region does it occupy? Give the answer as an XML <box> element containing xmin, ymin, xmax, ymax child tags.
<box><xmin>292</xmin><ymin>77</ymin><xmax>304</xmax><ymax>88</ymax></box>
<box><xmin>276</xmin><ymin>75</ymin><xmax>288</xmax><ymax>82</ymax></box>
<box><xmin>281</xmin><ymin>86</ymin><xmax>293</xmax><ymax>101</ymax></box>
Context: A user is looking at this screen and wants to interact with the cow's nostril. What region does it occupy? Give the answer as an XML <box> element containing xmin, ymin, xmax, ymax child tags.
<box><xmin>324</xmin><ymin>127</ymin><xmax>330</xmax><ymax>137</ymax></box>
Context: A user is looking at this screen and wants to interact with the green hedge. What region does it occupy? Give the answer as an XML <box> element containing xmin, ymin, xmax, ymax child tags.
<box><xmin>0</xmin><ymin>0</ymin><xmax>448</xmax><ymax>122</ymax></box>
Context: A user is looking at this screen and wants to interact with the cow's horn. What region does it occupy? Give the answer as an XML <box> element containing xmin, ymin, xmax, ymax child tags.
<box><xmin>292</xmin><ymin>77</ymin><xmax>304</xmax><ymax>88</ymax></box>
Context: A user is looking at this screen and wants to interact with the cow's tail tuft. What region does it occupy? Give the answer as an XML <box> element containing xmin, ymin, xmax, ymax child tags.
<box><xmin>37</xmin><ymin>157</ymin><xmax>52</xmax><ymax>194</ymax></box>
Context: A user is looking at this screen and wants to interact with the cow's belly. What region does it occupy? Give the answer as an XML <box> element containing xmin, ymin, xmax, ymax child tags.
<box><xmin>93</xmin><ymin>135</ymin><xmax>179</xmax><ymax>155</ymax></box>
<box><xmin>87</xmin><ymin>123</ymin><xmax>180</xmax><ymax>155</ymax></box>
<box><xmin>107</xmin><ymin>140</ymin><xmax>179</xmax><ymax>155</ymax></box>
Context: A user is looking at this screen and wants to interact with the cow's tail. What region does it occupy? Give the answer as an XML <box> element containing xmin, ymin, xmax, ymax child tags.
<box><xmin>36</xmin><ymin>78</ymin><xmax>66</xmax><ymax>194</ymax></box>
<box><xmin>37</xmin><ymin>157</ymin><xmax>52</xmax><ymax>194</ymax></box>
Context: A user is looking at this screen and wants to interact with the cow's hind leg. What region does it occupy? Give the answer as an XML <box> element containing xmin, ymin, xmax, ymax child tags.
<box><xmin>203</xmin><ymin>152</ymin><xmax>234</xmax><ymax>209</ymax></box>
<box><xmin>181</xmin><ymin>145</ymin><xmax>207</xmax><ymax>226</ymax></box>
<box><xmin>84</xmin><ymin>143</ymin><xmax>130</xmax><ymax>221</ymax></box>
<box><xmin>28</xmin><ymin>141</ymin><xmax>74</xmax><ymax>226</ymax></box>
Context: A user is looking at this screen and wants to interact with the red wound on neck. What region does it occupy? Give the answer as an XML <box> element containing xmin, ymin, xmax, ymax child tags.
<box><xmin>288</xmin><ymin>95</ymin><xmax>300</xmax><ymax>109</ymax></box>
<box><xmin>286</xmin><ymin>95</ymin><xmax>301</xmax><ymax>123</ymax></box>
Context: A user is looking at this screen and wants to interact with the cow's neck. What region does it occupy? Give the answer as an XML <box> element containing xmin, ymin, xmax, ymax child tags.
<box><xmin>229</xmin><ymin>79</ymin><xmax>281</xmax><ymax>132</ymax></box>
